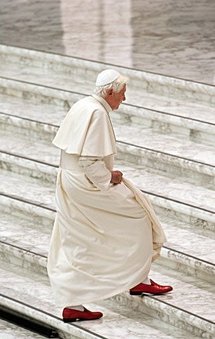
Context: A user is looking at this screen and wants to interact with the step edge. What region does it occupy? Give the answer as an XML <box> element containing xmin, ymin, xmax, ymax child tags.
<box><xmin>0</xmin><ymin>294</ymin><xmax>106</xmax><ymax>339</ymax></box>
<box><xmin>0</xmin><ymin>43</ymin><xmax>215</xmax><ymax>92</ymax></box>
<box><xmin>0</xmin><ymin>75</ymin><xmax>214</xmax><ymax>125</ymax></box>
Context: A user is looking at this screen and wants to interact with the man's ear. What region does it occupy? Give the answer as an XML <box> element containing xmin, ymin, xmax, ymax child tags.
<box><xmin>107</xmin><ymin>88</ymin><xmax>113</xmax><ymax>96</ymax></box>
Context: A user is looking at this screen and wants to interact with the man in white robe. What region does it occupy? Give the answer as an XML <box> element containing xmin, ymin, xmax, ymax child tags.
<box><xmin>47</xmin><ymin>69</ymin><xmax>173</xmax><ymax>322</ymax></box>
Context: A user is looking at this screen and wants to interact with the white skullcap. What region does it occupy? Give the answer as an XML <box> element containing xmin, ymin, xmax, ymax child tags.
<box><xmin>96</xmin><ymin>69</ymin><xmax>120</xmax><ymax>87</ymax></box>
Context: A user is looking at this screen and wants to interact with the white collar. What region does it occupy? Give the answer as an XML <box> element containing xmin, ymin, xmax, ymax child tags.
<box><xmin>91</xmin><ymin>94</ymin><xmax>112</xmax><ymax>113</ymax></box>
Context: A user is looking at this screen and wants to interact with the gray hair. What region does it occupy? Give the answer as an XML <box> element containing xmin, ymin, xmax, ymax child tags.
<box><xmin>94</xmin><ymin>74</ymin><xmax>128</xmax><ymax>98</ymax></box>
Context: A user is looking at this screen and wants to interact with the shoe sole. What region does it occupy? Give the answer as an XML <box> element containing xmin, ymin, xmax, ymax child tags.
<box><xmin>63</xmin><ymin>316</ymin><xmax>103</xmax><ymax>322</ymax></box>
<box><xmin>130</xmin><ymin>290</ymin><xmax>172</xmax><ymax>295</ymax></box>
<box><xmin>63</xmin><ymin>318</ymin><xmax>79</xmax><ymax>322</ymax></box>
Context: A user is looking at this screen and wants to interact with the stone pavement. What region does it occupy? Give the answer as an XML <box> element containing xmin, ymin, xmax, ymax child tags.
<box><xmin>0</xmin><ymin>0</ymin><xmax>215</xmax><ymax>84</ymax></box>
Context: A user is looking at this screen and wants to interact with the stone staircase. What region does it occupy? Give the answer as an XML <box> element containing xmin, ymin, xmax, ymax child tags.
<box><xmin>0</xmin><ymin>44</ymin><xmax>214</xmax><ymax>339</ymax></box>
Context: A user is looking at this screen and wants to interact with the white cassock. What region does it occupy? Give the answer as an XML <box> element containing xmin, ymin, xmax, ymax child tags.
<box><xmin>47</xmin><ymin>94</ymin><xmax>166</xmax><ymax>307</ymax></box>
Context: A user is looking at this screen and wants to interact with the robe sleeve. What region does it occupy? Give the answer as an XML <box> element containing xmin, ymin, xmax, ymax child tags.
<box><xmin>79</xmin><ymin>156</ymin><xmax>112</xmax><ymax>191</ymax></box>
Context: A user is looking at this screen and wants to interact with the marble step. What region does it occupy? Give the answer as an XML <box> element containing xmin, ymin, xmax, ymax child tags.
<box><xmin>0</xmin><ymin>190</ymin><xmax>215</xmax><ymax>280</ymax></box>
<box><xmin>0</xmin><ymin>317</ymin><xmax>49</xmax><ymax>339</ymax></box>
<box><xmin>0</xmin><ymin>150</ymin><xmax>214</xmax><ymax>232</ymax></box>
<box><xmin>118</xmin><ymin>160</ymin><xmax>215</xmax><ymax>232</ymax></box>
<box><xmin>0</xmin><ymin>261</ymin><xmax>206</xmax><ymax>339</ymax></box>
<box><xmin>0</xmin><ymin>242</ymin><xmax>214</xmax><ymax>339</ymax></box>
<box><xmin>0</xmin><ymin>202</ymin><xmax>214</xmax><ymax>283</ymax></box>
<box><xmin>0</xmin><ymin>142</ymin><xmax>214</xmax><ymax>219</ymax></box>
<box><xmin>0</xmin><ymin>168</ymin><xmax>214</xmax><ymax>282</ymax></box>
<box><xmin>0</xmin><ymin>77</ymin><xmax>215</xmax><ymax>146</ymax></box>
<box><xmin>115</xmin><ymin>127</ymin><xmax>215</xmax><ymax>188</ymax></box>
<box><xmin>1</xmin><ymin>113</ymin><xmax>215</xmax><ymax>190</ymax></box>
<box><xmin>0</xmin><ymin>44</ymin><xmax>215</xmax><ymax>109</ymax></box>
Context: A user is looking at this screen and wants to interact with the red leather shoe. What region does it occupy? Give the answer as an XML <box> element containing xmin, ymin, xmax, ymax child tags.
<box><xmin>62</xmin><ymin>307</ymin><xmax>103</xmax><ymax>322</ymax></box>
<box><xmin>130</xmin><ymin>279</ymin><xmax>173</xmax><ymax>295</ymax></box>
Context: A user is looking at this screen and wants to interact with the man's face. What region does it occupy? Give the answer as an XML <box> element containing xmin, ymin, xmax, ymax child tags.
<box><xmin>111</xmin><ymin>85</ymin><xmax>126</xmax><ymax>110</ymax></box>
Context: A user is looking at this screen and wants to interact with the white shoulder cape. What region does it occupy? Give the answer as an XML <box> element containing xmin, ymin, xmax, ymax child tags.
<box><xmin>52</xmin><ymin>95</ymin><xmax>117</xmax><ymax>157</ymax></box>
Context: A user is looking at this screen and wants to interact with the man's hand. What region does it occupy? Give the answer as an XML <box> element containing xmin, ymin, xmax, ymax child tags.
<box><xmin>110</xmin><ymin>170</ymin><xmax>123</xmax><ymax>184</ymax></box>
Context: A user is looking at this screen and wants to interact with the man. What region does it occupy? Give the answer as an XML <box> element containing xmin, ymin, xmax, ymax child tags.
<box><xmin>47</xmin><ymin>69</ymin><xmax>172</xmax><ymax>323</ymax></box>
